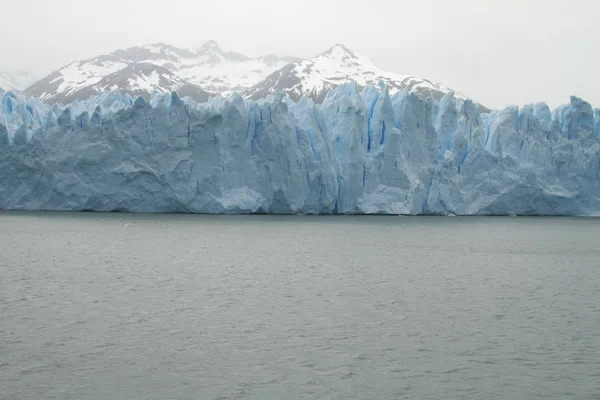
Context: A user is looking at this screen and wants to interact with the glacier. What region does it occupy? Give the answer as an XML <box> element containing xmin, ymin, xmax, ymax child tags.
<box><xmin>1</xmin><ymin>85</ymin><xmax>599</xmax><ymax>215</ymax></box>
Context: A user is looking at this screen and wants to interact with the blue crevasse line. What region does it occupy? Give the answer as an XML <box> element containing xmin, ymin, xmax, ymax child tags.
<box><xmin>313</xmin><ymin>106</ymin><xmax>327</xmax><ymax>142</ymax></box>
<box><xmin>306</xmin><ymin>127</ymin><xmax>321</xmax><ymax>163</ymax></box>
<box><xmin>184</xmin><ymin>105</ymin><xmax>191</xmax><ymax>144</ymax></box>
<box><xmin>294</xmin><ymin>126</ymin><xmax>301</xmax><ymax>145</ymax></box>
<box><xmin>251</xmin><ymin>109</ymin><xmax>263</xmax><ymax>155</ymax></box>
<box><xmin>211</xmin><ymin>126</ymin><xmax>217</xmax><ymax>147</ymax></box>
<box><xmin>362</xmin><ymin>165</ymin><xmax>366</xmax><ymax>190</ymax></box>
<box><xmin>149</xmin><ymin>112</ymin><xmax>155</xmax><ymax>142</ymax></box>
<box><xmin>485</xmin><ymin>123</ymin><xmax>492</xmax><ymax>147</ymax></box>
<box><xmin>380</xmin><ymin>120</ymin><xmax>386</xmax><ymax>145</ymax></box>
<box><xmin>6</xmin><ymin>97</ymin><xmax>13</xmax><ymax>114</ymax></box>
<box><xmin>333</xmin><ymin>175</ymin><xmax>341</xmax><ymax>214</ymax></box>
<box><xmin>366</xmin><ymin>92</ymin><xmax>380</xmax><ymax>152</ymax></box>
<box><xmin>459</xmin><ymin>150</ymin><xmax>470</xmax><ymax>166</ymax></box>
<box><xmin>457</xmin><ymin>149</ymin><xmax>470</xmax><ymax>174</ymax></box>
<box><xmin>245</xmin><ymin>105</ymin><xmax>253</xmax><ymax>144</ymax></box>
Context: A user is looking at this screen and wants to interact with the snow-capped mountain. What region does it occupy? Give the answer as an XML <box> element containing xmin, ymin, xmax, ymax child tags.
<box><xmin>23</xmin><ymin>41</ymin><xmax>487</xmax><ymax>110</ymax></box>
<box><xmin>24</xmin><ymin>41</ymin><xmax>299</xmax><ymax>104</ymax></box>
<box><xmin>245</xmin><ymin>44</ymin><xmax>485</xmax><ymax>109</ymax></box>
<box><xmin>26</xmin><ymin>62</ymin><xmax>210</xmax><ymax>105</ymax></box>
<box><xmin>0</xmin><ymin>70</ymin><xmax>36</xmax><ymax>91</ymax></box>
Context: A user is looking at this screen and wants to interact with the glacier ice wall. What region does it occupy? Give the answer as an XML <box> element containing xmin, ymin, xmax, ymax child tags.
<box><xmin>1</xmin><ymin>86</ymin><xmax>599</xmax><ymax>215</ymax></box>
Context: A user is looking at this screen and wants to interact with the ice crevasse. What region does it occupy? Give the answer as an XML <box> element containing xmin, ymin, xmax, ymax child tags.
<box><xmin>1</xmin><ymin>84</ymin><xmax>599</xmax><ymax>215</ymax></box>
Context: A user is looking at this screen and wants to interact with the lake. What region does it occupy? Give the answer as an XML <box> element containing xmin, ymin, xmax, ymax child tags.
<box><xmin>1</xmin><ymin>212</ymin><xmax>599</xmax><ymax>399</ymax></box>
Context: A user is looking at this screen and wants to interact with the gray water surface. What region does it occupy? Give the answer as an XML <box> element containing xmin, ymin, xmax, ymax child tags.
<box><xmin>1</xmin><ymin>213</ymin><xmax>600</xmax><ymax>399</ymax></box>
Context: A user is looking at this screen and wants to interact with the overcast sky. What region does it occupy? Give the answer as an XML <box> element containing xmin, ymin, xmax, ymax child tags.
<box><xmin>1</xmin><ymin>0</ymin><xmax>598</xmax><ymax>109</ymax></box>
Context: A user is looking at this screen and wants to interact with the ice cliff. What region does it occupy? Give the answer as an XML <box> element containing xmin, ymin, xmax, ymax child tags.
<box><xmin>1</xmin><ymin>85</ymin><xmax>599</xmax><ymax>215</ymax></box>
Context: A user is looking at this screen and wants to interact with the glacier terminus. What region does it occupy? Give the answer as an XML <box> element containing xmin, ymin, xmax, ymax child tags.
<box><xmin>1</xmin><ymin>84</ymin><xmax>599</xmax><ymax>215</ymax></box>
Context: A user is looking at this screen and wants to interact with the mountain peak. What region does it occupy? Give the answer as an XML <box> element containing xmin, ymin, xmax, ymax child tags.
<box><xmin>198</xmin><ymin>40</ymin><xmax>221</xmax><ymax>52</ymax></box>
<box><xmin>318</xmin><ymin>43</ymin><xmax>357</xmax><ymax>59</ymax></box>
<box><xmin>244</xmin><ymin>42</ymin><xmax>486</xmax><ymax>109</ymax></box>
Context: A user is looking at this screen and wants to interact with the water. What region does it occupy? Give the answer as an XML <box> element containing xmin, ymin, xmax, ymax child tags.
<box><xmin>1</xmin><ymin>212</ymin><xmax>600</xmax><ymax>400</ymax></box>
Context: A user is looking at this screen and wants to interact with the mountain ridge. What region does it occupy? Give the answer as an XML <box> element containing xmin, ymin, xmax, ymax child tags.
<box><xmin>244</xmin><ymin>44</ymin><xmax>488</xmax><ymax>111</ymax></box>
<box><xmin>22</xmin><ymin>41</ymin><xmax>487</xmax><ymax>110</ymax></box>
<box><xmin>0</xmin><ymin>70</ymin><xmax>36</xmax><ymax>91</ymax></box>
<box><xmin>24</xmin><ymin>41</ymin><xmax>299</xmax><ymax>104</ymax></box>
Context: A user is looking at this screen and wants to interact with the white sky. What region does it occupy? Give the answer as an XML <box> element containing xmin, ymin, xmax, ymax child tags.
<box><xmin>1</xmin><ymin>0</ymin><xmax>598</xmax><ymax>109</ymax></box>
